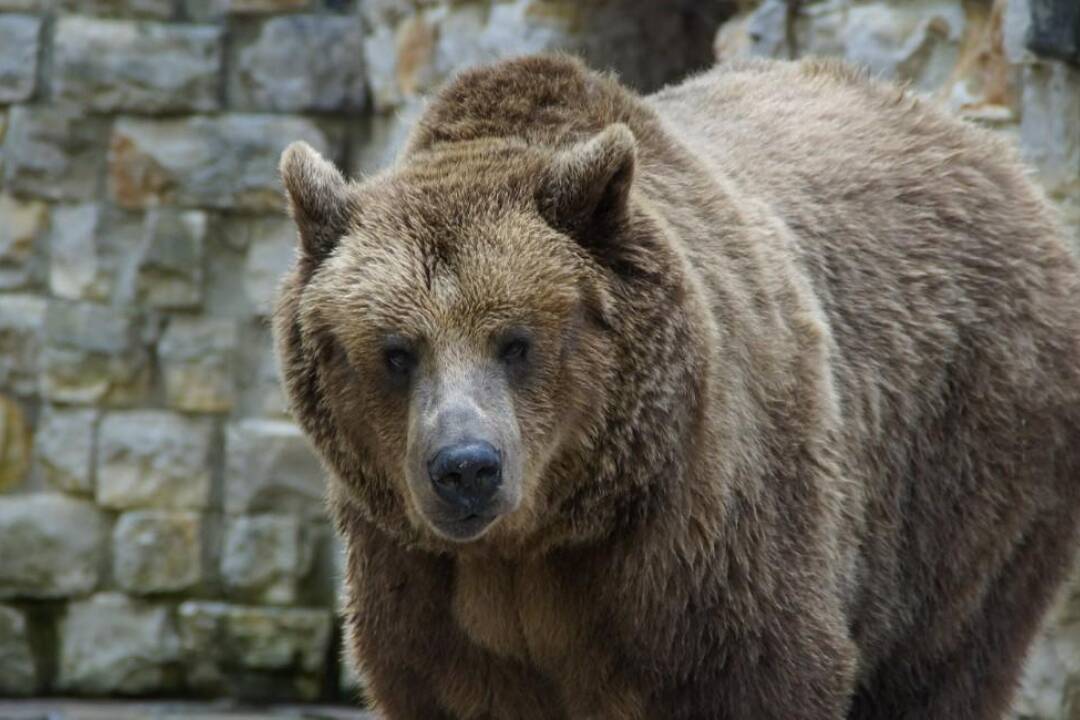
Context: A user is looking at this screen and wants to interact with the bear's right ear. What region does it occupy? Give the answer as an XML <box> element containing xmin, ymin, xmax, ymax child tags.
<box><xmin>280</xmin><ymin>141</ymin><xmax>353</xmax><ymax>261</ymax></box>
<box><xmin>538</xmin><ymin>124</ymin><xmax>636</xmax><ymax>252</ymax></box>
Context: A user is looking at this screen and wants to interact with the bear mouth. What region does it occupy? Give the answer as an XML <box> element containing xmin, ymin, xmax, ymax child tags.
<box><xmin>430</xmin><ymin>511</ymin><xmax>499</xmax><ymax>543</ymax></box>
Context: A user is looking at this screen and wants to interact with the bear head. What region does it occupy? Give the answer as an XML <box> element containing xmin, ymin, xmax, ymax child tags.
<box><xmin>274</xmin><ymin>103</ymin><xmax>699</xmax><ymax>554</ymax></box>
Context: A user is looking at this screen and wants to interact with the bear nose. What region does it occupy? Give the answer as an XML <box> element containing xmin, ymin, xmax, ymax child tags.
<box><xmin>427</xmin><ymin>441</ymin><xmax>502</xmax><ymax>513</ymax></box>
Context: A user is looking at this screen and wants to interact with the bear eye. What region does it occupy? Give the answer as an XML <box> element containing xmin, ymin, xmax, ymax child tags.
<box><xmin>499</xmin><ymin>336</ymin><xmax>530</xmax><ymax>365</ymax></box>
<box><xmin>384</xmin><ymin>346</ymin><xmax>416</xmax><ymax>376</ymax></box>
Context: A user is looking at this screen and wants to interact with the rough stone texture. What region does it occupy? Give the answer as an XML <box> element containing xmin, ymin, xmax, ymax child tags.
<box><xmin>158</xmin><ymin>317</ymin><xmax>237</xmax><ymax>412</ymax></box>
<box><xmin>58</xmin><ymin>593</ymin><xmax>181</xmax><ymax>695</ymax></box>
<box><xmin>0</xmin><ymin>605</ymin><xmax>36</xmax><ymax>696</ymax></box>
<box><xmin>132</xmin><ymin>208</ymin><xmax>206</xmax><ymax>309</ymax></box>
<box><xmin>3</xmin><ymin>105</ymin><xmax>107</xmax><ymax>201</ymax></box>
<box><xmin>230</xmin><ymin>14</ymin><xmax>365</xmax><ymax>112</ymax></box>
<box><xmin>236</xmin><ymin>322</ymin><xmax>291</xmax><ymax>418</ymax></box>
<box><xmin>113</xmin><ymin>511</ymin><xmax>202</xmax><ymax>594</ymax></box>
<box><xmin>0</xmin><ymin>494</ymin><xmax>106</xmax><ymax>598</ymax></box>
<box><xmin>40</xmin><ymin>301</ymin><xmax>150</xmax><ymax>405</ymax></box>
<box><xmin>241</xmin><ymin>215</ymin><xmax>296</xmax><ymax>316</ymax></box>
<box><xmin>54</xmin><ymin>17</ymin><xmax>223</xmax><ymax>113</ymax></box>
<box><xmin>108</xmin><ymin>115</ymin><xmax>342</xmax><ymax>211</ymax></box>
<box><xmin>0</xmin><ymin>193</ymin><xmax>48</xmax><ymax>291</ymax></box>
<box><xmin>221</xmin><ymin>515</ymin><xmax>313</xmax><ymax>604</ymax></box>
<box><xmin>178</xmin><ymin>601</ymin><xmax>332</xmax><ymax>700</ymax></box>
<box><xmin>34</xmin><ymin>405</ymin><xmax>97</xmax><ymax>495</ymax></box>
<box><xmin>48</xmin><ymin>204</ymin><xmax>142</xmax><ymax>303</ymax></box>
<box><xmin>0</xmin><ymin>393</ymin><xmax>30</xmax><ymax>492</ymax></box>
<box><xmin>1020</xmin><ymin>60</ymin><xmax>1080</xmax><ymax>197</ymax></box>
<box><xmin>224</xmin><ymin>419</ymin><xmax>325</xmax><ymax>518</ymax></box>
<box><xmin>0</xmin><ymin>294</ymin><xmax>46</xmax><ymax>396</ymax></box>
<box><xmin>96</xmin><ymin>411</ymin><xmax>214</xmax><ymax>510</ymax></box>
<box><xmin>0</xmin><ymin>14</ymin><xmax>42</xmax><ymax>103</ymax></box>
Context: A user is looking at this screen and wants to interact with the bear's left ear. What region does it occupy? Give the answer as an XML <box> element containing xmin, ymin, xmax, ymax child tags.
<box><xmin>539</xmin><ymin>123</ymin><xmax>636</xmax><ymax>249</ymax></box>
<box><xmin>280</xmin><ymin>141</ymin><xmax>354</xmax><ymax>262</ymax></box>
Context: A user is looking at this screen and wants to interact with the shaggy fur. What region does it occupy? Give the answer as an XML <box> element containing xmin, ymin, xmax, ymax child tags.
<box><xmin>273</xmin><ymin>54</ymin><xmax>1080</xmax><ymax>719</ymax></box>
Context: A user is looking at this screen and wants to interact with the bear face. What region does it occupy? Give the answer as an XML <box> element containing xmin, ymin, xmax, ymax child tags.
<box><xmin>276</xmin><ymin>126</ymin><xmax>653</xmax><ymax>550</ymax></box>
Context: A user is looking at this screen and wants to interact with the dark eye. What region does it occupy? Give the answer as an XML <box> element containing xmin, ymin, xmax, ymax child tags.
<box><xmin>384</xmin><ymin>347</ymin><xmax>416</xmax><ymax>376</ymax></box>
<box><xmin>499</xmin><ymin>337</ymin><xmax>530</xmax><ymax>364</ymax></box>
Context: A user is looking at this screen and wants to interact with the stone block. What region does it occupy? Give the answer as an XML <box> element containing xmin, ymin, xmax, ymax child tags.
<box><xmin>54</xmin><ymin>17</ymin><xmax>222</xmax><ymax>114</ymax></box>
<box><xmin>0</xmin><ymin>193</ymin><xmax>49</xmax><ymax>291</ymax></box>
<box><xmin>0</xmin><ymin>605</ymin><xmax>36</xmax><ymax>695</ymax></box>
<box><xmin>96</xmin><ymin>410</ymin><xmax>214</xmax><ymax>510</ymax></box>
<box><xmin>221</xmin><ymin>514</ymin><xmax>313</xmax><ymax>604</ymax></box>
<box><xmin>235</xmin><ymin>322</ymin><xmax>290</xmax><ymax>418</ymax></box>
<box><xmin>34</xmin><ymin>405</ymin><xmax>97</xmax><ymax>495</ymax></box>
<box><xmin>109</xmin><ymin>115</ymin><xmax>341</xmax><ymax>211</ymax></box>
<box><xmin>0</xmin><ymin>14</ymin><xmax>42</xmax><ymax>104</ymax></box>
<box><xmin>114</xmin><ymin>511</ymin><xmax>202</xmax><ymax>593</ymax></box>
<box><xmin>227</xmin><ymin>605</ymin><xmax>330</xmax><ymax>673</ymax></box>
<box><xmin>158</xmin><ymin>317</ymin><xmax>237</xmax><ymax>413</ymax></box>
<box><xmin>178</xmin><ymin>601</ymin><xmax>331</xmax><ymax>699</ymax></box>
<box><xmin>3</xmin><ymin>104</ymin><xmax>107</xmax><ymax>201</ymax></box>
<box><xmin>48</xmin><ymin>203</ymin><xmax>142</xmax><ymax>303</ymax></box>
<box><xmin>230</xmin><ymin>14</ymin><xmax>364</xmax><ymax>112</ymax></box>
<box><xmin>58</xmin><ymin>593</ymin><xmax>181</xmax><ymax>694</ymax></box>
<box><xmin>0</xmin><ymin>494</ymin><xmax>106</xmax><ymax>598</ymax></box>
<box><xmin>843</xmin><ymin>2</ymin><xmax>966</xmax><ymax>92</ymax></box>
<box><xmin>132</xmin><ymin>208</ymin><xmax>206</xmax><ymax>309</ymax></box>
<box><xmin>202</xmin><ymin>216</ymin><xmax>255</xmax><ymax>316</ymax></box>
<box><xmin>0</xmin><ymin>394</ymin><xmax>31</xmax><ymax>492</ymax></box>
<box><xmin>40</xmin><ymin>301</ymin><xmax>149</xmax><ymax>405</ymax></box>
<box><xmin>1020</xmin><ymin>60</ymin><xmax>1080</xmax><ymax>197</ymax></box>
<box><xmin>224</xmin><ymin>419</ymin><xmax>325</xmax><ymax>517</ymax></box>
<box><xmin>0</xmin><ymin>294</ymin><xmax>46</xmax><ymax>396</ymax></box>
<box><xmin>241</xmin><ymin>215</ymin><xmax>295</xmax><ymax>315</ymax></box>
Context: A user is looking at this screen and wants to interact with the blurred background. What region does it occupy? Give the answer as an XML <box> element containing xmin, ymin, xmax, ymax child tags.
<box><xmin>0</xmin><ymin>0</ymin><xmax>1076</xmax><ymax>716</ymax></box>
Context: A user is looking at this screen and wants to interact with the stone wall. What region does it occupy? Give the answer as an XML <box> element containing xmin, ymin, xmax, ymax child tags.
<box><xmin>0</xmin><ymin>0</ymin><xmax>728</xmax><ymax>703</ymax></box>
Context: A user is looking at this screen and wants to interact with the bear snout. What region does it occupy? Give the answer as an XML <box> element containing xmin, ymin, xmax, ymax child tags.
<box><xmin>427</xmin><ymin>440</ymin><xmax>503</xmax><ymax>514</ymax></box>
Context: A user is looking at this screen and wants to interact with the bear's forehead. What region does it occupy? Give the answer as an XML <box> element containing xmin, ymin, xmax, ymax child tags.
<box><xmin>325</xmin><ymin>205</ymin><xmax>582</xmax><ymax>331</ymax></box>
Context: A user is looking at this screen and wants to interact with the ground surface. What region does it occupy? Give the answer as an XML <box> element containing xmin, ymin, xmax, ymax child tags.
<box><xmin>0</xmin><ymin>701</ymin><xmax>375</xmax><ymax>720</ymax></box>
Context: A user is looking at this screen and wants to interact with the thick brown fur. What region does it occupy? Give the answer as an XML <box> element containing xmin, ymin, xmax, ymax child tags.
<box><xmin>273</xmin><ymin>54</ymin><xmax>1080</xmax><ymax>719</ymax></box>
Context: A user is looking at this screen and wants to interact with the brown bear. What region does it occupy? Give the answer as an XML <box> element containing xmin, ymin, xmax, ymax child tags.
<box><xmin>273</xmin><ymin>54</ymin><xmax>1080</xmax><ymax>719</ymax></box>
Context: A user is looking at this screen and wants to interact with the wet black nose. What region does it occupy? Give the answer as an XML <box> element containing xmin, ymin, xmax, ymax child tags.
<box><xmin>427</xmin><ymin>441</ymin><xmax>502</xmax><ymax>512</ymax></box>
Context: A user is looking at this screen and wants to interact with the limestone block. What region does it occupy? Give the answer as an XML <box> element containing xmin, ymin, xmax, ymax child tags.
<box><xmin>96</xmin><ymin>410</ymin><xmax>214</xmax><ymax>510</ymax></box>
<box><xmin>0</xmin><ymin>494</ymin><xmax>106</xmax><ymax>598</ymax></box>
<box><xmin>113</xmin><ymin>511</ymin><xmax>202</xmax><ymax>593</ymax></box>
<box><xmin>58</xmin><ymin>593</ymin><xmax>181</xmax><ymax>694</ymax></box>
<box><xmin>230</xmin><ymin>14</ymin><xmax>364</xmax><ymax>112</ymax></box>
<box><xmin>224</xmin><ymin>419</ymin><xmax>325</xmax><ymax>517</ymax></box>
<box><xmin>109</xmin><ymin>115</ymin><xmax>341</xmax><ymax>211</ymax></box>
<box><xmin>34</xmin><ymin>405</ymin><xmax>97</xmax><ymax>495</ymax></box>
<box><xmin>54</xmin><ymin>17</ymin><xmax>222</xmax><ymax>113</ymax></box>
<box><xmin>0</xmin><ymin>14</ymin><xmax>42</xmax><ymax>103</ymax></box>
